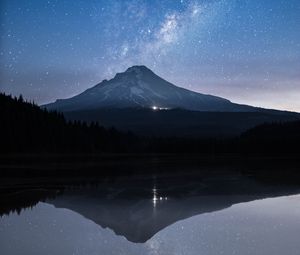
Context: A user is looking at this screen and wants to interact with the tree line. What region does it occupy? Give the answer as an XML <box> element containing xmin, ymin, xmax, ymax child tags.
<box><xmin>0</xmin><ymin>93</ymin><xmax>299</xmax><ymax>154</ymax></box>
<box><xmin>0</xmin><ymin>93</ymin><xmax>138</xmax><ymax>153</ymax></box>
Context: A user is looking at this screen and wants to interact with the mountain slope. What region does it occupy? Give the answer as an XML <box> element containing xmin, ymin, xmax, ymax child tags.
<box><xmin>63</xmin><ymin>108</ymin><xmax>299</xmax><ymax>137</ymax></box>
<box><xmin>44</xmin><ymin>65</ymin><xmax>254</xmax><ymax>112</ymax></box>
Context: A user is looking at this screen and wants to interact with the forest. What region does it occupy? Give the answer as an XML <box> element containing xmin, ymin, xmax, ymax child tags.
<box><xmin>1</xmin><ymin>93</ymin><xmax>299</xmax><ymax>155</ymax></box>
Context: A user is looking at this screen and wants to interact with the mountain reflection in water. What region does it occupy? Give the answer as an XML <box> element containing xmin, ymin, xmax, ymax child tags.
<box><xmin>1</xmin><ymin>193</ymin><xmax>300</xmax><ymax>255</ymax></box>
<box><xmin>48</xmin><ymin>172</ymin><xmax>299</xmax><ymax>243</ymax></box>
<box><xmin>1</xmin><ymin>170</ymin><xmax>300</xmax><ymax>253</ymax></box>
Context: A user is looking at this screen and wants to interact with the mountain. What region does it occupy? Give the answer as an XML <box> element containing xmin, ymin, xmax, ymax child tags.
<box><xmin>43</xmin><ymin>65</ymin><xmax>300</xmax><ymax>137</ymax></box>
<box><xmin>44</xmin><ymin>65</ymin><xmax>254</xmax><ymax>112</ymax></box>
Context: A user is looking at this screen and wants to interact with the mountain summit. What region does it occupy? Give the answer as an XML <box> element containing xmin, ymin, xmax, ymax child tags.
<box><xmin>44</xmin><ymin>65</ymin><xmax>253</xmax><ymax>112</ymax></box>
<box><xmin>43</xmin><ymin>65</ymin><xmax>299</xmax><ymax>137</ymax></box>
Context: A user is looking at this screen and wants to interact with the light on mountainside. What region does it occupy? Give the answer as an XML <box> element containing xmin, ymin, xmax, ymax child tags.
<box><xmin>152</xmin><ymin>106</ymin><xmax>170</xmax><ymax>111</ymax></box>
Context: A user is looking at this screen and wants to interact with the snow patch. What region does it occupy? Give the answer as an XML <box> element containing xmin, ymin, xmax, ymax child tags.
<box><xmin>137</xmin><ymin>80</ymin><xmax>167</xmax><ymax>99</ymax></box>
<box><xmin>130</xmin><ymin>87</ymin><xmax>144</xmax><ymax>96</ymax></box>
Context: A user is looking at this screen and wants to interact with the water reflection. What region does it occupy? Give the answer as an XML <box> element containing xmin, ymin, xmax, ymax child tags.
<box><xmin>152</xmin><ymin>186</ymin><xmax>158</xmax><ymax>207</ymax></box>
<box><xmin>1</xmin><ymin>195</ymin><xmax>300</xmax><ymax>255</ymax></box>
<box><xmin>1</xmin><ymin>172</ymin><xmax>300</xmax><ymax>254</ymax></box>
<box><xmin>2</xmin><ymin>172</ymin><xmax>298</xmax><ymax>243</ymax></box>
<box><xmin>152</xmin><ymin>186</ymin><xmax>168</xmax><ymax>208</ymax></box>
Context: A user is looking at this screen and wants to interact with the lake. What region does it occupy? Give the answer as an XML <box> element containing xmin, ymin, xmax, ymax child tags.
<box><xmin>1</xmin><ymin>169</ymin><xmax>300</xmax><ymax>255</ymax></box>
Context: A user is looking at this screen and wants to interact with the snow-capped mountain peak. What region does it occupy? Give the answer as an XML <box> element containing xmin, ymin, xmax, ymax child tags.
<box><xmin>44</xmin><ymin>65</ymin><xmax>253</xmax><ymax>112</ymax></box>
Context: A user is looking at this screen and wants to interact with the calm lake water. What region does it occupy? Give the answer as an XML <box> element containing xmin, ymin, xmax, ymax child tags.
<box><xmin>1</xmin><ymin>172</ymin><xmax>300</xmax><ymax>255</ymax></box>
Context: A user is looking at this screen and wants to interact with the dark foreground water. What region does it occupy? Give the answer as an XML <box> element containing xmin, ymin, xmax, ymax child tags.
<box><xmin>1</xmin><ymin>168</ymin><xmax>300</xmax><ymax>255</ymax></box>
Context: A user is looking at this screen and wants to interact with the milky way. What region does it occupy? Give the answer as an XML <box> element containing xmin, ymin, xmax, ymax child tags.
<box><xmin>0</xmin><ymin>0</ymin><xmax>299</xmax><ymax>111</ymax></box>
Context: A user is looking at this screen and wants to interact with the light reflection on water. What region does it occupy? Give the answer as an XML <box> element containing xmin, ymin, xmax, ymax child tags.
<box><xmin>1</xmin><ymin>194</ymin><xmax>300</xmax><ymax>255</ymax></box>
<box><xmin>152</xmin><ymin>186</ymin><xmax>168</xmax><ymax>208</ymax></box>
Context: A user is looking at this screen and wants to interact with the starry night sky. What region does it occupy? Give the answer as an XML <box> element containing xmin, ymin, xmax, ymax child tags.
<box><xmin>0</xmin><ymin>0</ymin><xmax>299</xmax><ymax>111</ymax></box>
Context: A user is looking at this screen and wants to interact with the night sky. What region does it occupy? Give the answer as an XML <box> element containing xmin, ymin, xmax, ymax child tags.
<box><xmin>0</xmin><ymin>0</ymin><xmax>299</xmax><ymax>111</ymax></box>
